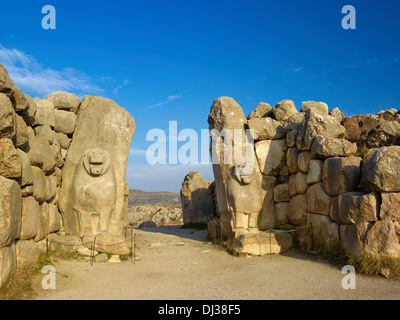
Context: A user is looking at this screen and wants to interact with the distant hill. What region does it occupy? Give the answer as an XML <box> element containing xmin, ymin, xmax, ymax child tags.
<box><xmin>128</xmin><ymin>189</ymin><xmax>181</xmax><ymax>207</ymax></box>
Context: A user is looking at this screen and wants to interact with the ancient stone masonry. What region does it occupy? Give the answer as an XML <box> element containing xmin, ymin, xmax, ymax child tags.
<box><xmin>205</xmin><ymin>96</ymin><xmax>400</xmax><ymax>258</ymax></box>
<box><xmin>0</xmin><ymin>65</ymin><xmax>135</xmax><ymax>286</ymax></box>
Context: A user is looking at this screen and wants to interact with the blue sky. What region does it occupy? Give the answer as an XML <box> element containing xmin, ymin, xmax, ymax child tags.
<box><xmin>1</xmin><ymin>0</ymin><xmax>399</xmax><ymax>192</ymax></box>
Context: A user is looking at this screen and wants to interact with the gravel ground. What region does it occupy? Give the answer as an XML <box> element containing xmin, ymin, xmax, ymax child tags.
<box><xmin>35</xmin><ymin>227</ymin><xmax>400</xmax><ymax>300</ymax></box>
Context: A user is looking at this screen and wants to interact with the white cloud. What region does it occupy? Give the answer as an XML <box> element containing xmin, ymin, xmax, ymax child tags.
<box><xmin>113</xmin><ymin>79</ymin><xmax>130</xmax><ymax>96</ymax></box>
<box><xmin>147</xmin><ymin>94</ymin><xmax>184</xmax><ymax>109</ymax></box>
<box><xmin>129</xmin><ymin>148</ymin><xmax>147</xmax><ymax>156</ymax></box>
<box><xmin>0</xmin><ymin>44</ymin><xmax>103</xmax><ymax>97</ymax></box>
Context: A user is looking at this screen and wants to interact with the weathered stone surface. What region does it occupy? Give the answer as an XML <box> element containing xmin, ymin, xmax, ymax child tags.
<box><xmin>54</xmin><ymin>109</ymin><xmax>77</xmax><ymax>135</ymax></box>
<box><xmin>301</xmin><ymin>101</ymin><xmax>328</xmax><ymax>115</ymax></box>
<box><xmin>295</xmin><ymin>172</ymin><xmax>308</xmax><ymax>194</ymax></box>
<box><xmin>232</xmin><ymin>231</ymin><xmax>292</xmax><ymax>255</ymax></box>
<box><xmin>180</xmin><ymin>172</ymin><xmax>215</xmax><ymax>226</ymax></box>
<box><xmin>16</xmin><ymin>240</ymin><xmax>40</xmax><ymax>269</ymax></box>
<box><xmin>259</xmin><ymin>176</ymin><xmax>277</xmax><ymax>230</ymax></box>
<box><xmin>19</xmin><ymin>93</ymin><xmax>37</xmax><ymax>126</ymax></box>
<box><xmin>329</xmin><ymin>107</ymin><xmax>344</xmax><ymax>124</ymax></box>
<box><xmin>0</xmin><ymin>177</ymin><xmax>22</xmax><ymax>247</ymax></box>
<box><xmin>275</xmin><ymin>202</ymin><xmax>289</xmax><ymax>226</ymax></box>
<box><xmin>34</xmin><ymin>98</ymin><xmax>55</xmax><ymax>128</ymax></box>
<box><xmin>306</xmin><ymin>159</ymin><xmax>323</xmax><ymax>184</ymax></box>
<box><xmin>288</xmin><ymin>194</ymin><xmax>307</xmax><ymax>226</ymax></box>
<box><xmin>364</xmin><ymin>221</ymin><xmax>400</xmax><ymax>259</ymax></box>
<box><xmin>311</xmin><ymin>135</ymin><xmax>357</xmax><ymax>159</ymax></box>
<box><xmin>298</xmin><ymin>151</ymin><xmax>311</xmax><ymax>173</ymax></box>
<box><xmin>34</xmin><ymin>125</ymin><xmax>55</xmax><ymax>145</ymax></box>
<box><xmin>47</xmin><ymin>202</ymin><xmax>61</xmax><ymax>234</ymax></box>
<box><xmin>34</xmin><ymin>203</ymin><xmax>47</xmax><ymax>242</ymax></box>
<box><xmin>273</xmin><ymin>183</ymin><xmax>290</xmax><ymax>202</ymax></box>
<box><xmin>0</xmin><ymin>64</ymin><xmax>15</xmax><ymax>94</ymax></box>
<box><xmin>322</xmin><ymin>156</ymin><xmax>361</xmax><ymax>196</ymax></box>
<box><xmin>247</xmin><ymin>102</ymin><xmax>272</xmax><ymax>120</ymax></box>
<box><xmin>340</xmin><ymin>223</ymin><xmax>370</xmax><ymax>258</ymax></box>
<box><xmin>247</xmin><ymin>117</ymin><xmax>286</xmax><ymax>140</ymax></box>
<box><xmin>255</xmin><ymin>139</ymin><xmax>287</xmax><ymax>176</ymax></box>
<box><xmin>45</xmin><ymin>173</ymin><xmax>57</xmax><ymax>203</ymax></box>
<box><xmin>288</xmin><ymin>174</ymin><xmax>297</xmax><ymax>196</ymax></box>
<box><xmin>344</xmin><ymin>114</ymin><xmax>384</xmax><ymax>142</ymax></box>
<box><xmin>59</xmin><ymin>96</ymin><xmax>135</xmax><ymax>242</ymax></box>
<box><xmin>47</xmin><ymin>234</ymin><xmax>82</xmax><ymax>253</ymax></box>
<box><xmin>287</xmin><ymin>148</ymin><xmax>300</xmax><ymax>174</ymax></box>
<box><xmin>307</xmin><ymin>213</ymin><xmax>339</xmax><ymax>248</ymax></box>
<box><xmin>306</xmin><ymin>183</ymin><xmax>331</xmax><ymax>215</ymax></box>
<box><xmin>55</xmin><ymin>132</ymin><xmax>71</xmax><ymax>149</ymax></box>
<box><xmin>28</xmin><ymin>134</ymin><xmax>57</xmax><ymax>174</ymax></box>
<box><xmin>272</xmin><ymin>100</ymin><xmax>297</xmax><ymax>121</ymax></box>
<box><xmin>296</xmin><ymin>109</ymin><xmax>346</xmax><ymax>151</ymax></box>
<box><xmin>45</xmin><ymin>91</ymin><xmax>81</xmax><ymax>114</ymax></box>
<box><xmin>286</xmin><ymin>129</ymin><xmax>297</xmax><ymax>148</ymax></box>
<box><xmin>0</xmin><ymin>92</ymin><xmax>15</xmax><ymax>139</ymax></box>
<box><xmin>361</xmin><ymin>146</ymin><xmax>400</xmax><ymax>192</ymax></box>
<box><xmin>17</xmin><ymin>149</ymin><xmax>34</xmax><ymax>188</ymax></box>
<box><xmin>380</xmin><ymin>192</ymin><xmax>400</xmax><ymax>221</ymax></box>
<box><xmin>14</xmin><ymin>114</ymin><xmax>29</xmax><ymax>148</ymax></box>
<box><xmin>361</xmin><ymin>121</ymin><xmax>400</xmax><ymax>148</ymax></box>
<box><xmin>20</xmin><ymin>196</ymin><xmax>39</xmax><ymax>241</ymax></box>
<box><xmin>11</xmin><ymin>86</ymin><xmax>28</xmax><ymax>112</ymax></box>
<box><xmin>0</xmin><ymin>243</ymin><xmax>16</xmax><ymax>287</ymax></box>
<box><xmin>83</xmin><ymin>233</ymin><xmax>130</xmax><ymax>255</ymax></box>
<box><xmin>329</xmin><ymin>192</ymin><xmax>379</xmax><ymax>225</ymax></box>
<box><xmin>31</xmin><ymin>166</ymin><xmax>46</xmax><ymax>204</ymax></box>
<box><xmin>0</xmin><ymin>138</ymin><xmax>21</xmax><ymax>179</ymax></box>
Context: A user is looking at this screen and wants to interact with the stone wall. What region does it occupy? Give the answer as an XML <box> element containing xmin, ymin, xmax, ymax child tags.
<box><xmin>207</xmin><ymin>96</ymin><xmax>400</xmax><ymax>259</ymax></box>
<box><xmin>0</xmin><ymin>65</ymin><xmax>135</xmax><ymax>286</ymax></box>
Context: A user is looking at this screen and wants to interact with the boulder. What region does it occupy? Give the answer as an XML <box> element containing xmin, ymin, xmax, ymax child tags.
<box><xmin>343</xmin><ymin>114</ymin><xmax>384</xmax><ymax>143</ymax></box>
<box><xmin>54</xmin><ymin>109</ymin><xmax>77</xmax><ymax>135</ymax></box>
<box><xmin>275</xmin><ymin>202</ymin><xmax>289</xmax><ymax>226</ymax></box>
<box><xmin>296</xmin><ymin>109</ymin><xmax>346</xmax><ymax>151</ymax></box>
<box><xmin>306</xmin><ymin>159</ymin><xmax>323</xmax><ymax>185</ymax></box>
<box><xmin>361</xmin><ymin>121</ymin><xmax>400</xmax><ymax>148</ymax></box>
<box><xmin>247</xmin><ymin>117</ymin><xmax>286</xmax><ymax>140</ymax></box>
<box><xmin>33</xmin><ymin>98</ymin><xmax>55</xmax><ymax>128</ymax></box>
<box><xmin>306</xmin><ymin>183</ymin><xmax>331</xmax><ymax>215</ymax></box>
<box><xmin>255</xmin><ymin>139</ymin><xmax>287</xmax><ymax>176</ymax></box>
<box><xmin>15</xmin><ymin>240</ymin><xmax>40</xmax><ymax>269</ymax></box>
<box><xmin>0</xmin><ymin>64</ymin><xmax>15</xmax><ymax>95</ymax></box>
<box><xmin>288</xmin><ymin>174</ymin><xmax>297</xmax><ymax>196</ymax></box>
<box><xmin>0</xmin><ymin>177</ymin><xmax>22</xmax><ymax>247</ymax></box>
<box><xmin>272</xmin><ymin>100</ymin><xmax>297</xmax><ymax>121</ymax></box>
<box><xmin>329</xmin><ymin>107</ymin><xmax>345</xmax><ymax>124</ymax></box>
<box><xmin>286</xmin><ymin>148</ymin><xmax>300</xmax><ymax>174</ymax></box>
<box><xmin>273</xmin><ymin>183</ymin><xmax>290</xmax><ymax>202</ymax></box>
<box><xmin>17</xmin><ymin>149</ymin><xmax>34</xmax><ymax>188</ymax></box>
<box><xmin>0</xmin><ymin>243</ymin><xmax>17</xmax><ymax>287</ymax></box>
<box><xmin>18</xmin><ymin>93</ymin><xmax>37</xmax><ymax>126</ymax></box>
<box><xmin>47</xmin><ymin>234</ymin><xmax>82</xmax><ymax>253</ymax></box>
<box><xmin>232</xmin><ymin>231</ymin><xmax>292</xmax><ymax>255</ymax></box>
<box><xmin>295</xmin><ymin>172</ymin><xmax>308</xmax><ymax>194</ymax></box>
<box><xmin>311</xmin><ymin>135</ymin><xmax>357</xmax><ymax>159</ymax></box>
<box><xmin>380</xmin><ymin>192</ymin><xmax>400</xmax><ymax>221</ymax></box>
<box><xmin>55</xmin><ymin>132</ymin><xmax>71</xmax><ymax>149</ymax></box>
<box><xmin>322</xmin><ymin>156</ymin><xmax>362</xmax><ymax>196</ymax></box>
<box><xmin>45</xmin><ymin>91</ymin><xmax>81</xmax><ymax>114</ymax></box>
<box><xmin>10</xmin><ymin>86</ymin><xmax>28</xmax><ymax>112</ymax></box>
<box><xmin>31</xmin><ymin>166</ymin><xmax>46</xmax><ymax>204</ymax></box>
<box><xmin>307</xmin><ymin>213</ymin><xmax>339</xmax><ymax>248</ymax></box>
<box><xmin>288</xmin><ymin>194</ymin><xmax>307</xmax><ymax>226</ymax></box>
<box><xmin>20</xmin><ymin>196</ymin><xmax>39</xmax><ymax>241</ymax></box>
<box><xmin>0</xmin><ymin>92</ymin><xmax>15</xmax><ymax>139</ymax></box>
<box><xmin>340</xmin><ymin>223</ymin><xmax>370</xmax><ymax>258</ymax></box>
<box><xmin>364</xmin><ymin>221</ymin><xmax>400</xmax><ymax>259</ymax></box>
<box><xmin>361</xmin><ymin>146</ymin><xmax>400</xmax><ymax>192</ymax></box>
<box><xmin>329</xmin><ymin>192</ymin><xmax>379</xmax><ymax>225</ymax></box>
<box><xmin>180</xmin><ymin>172</ymin><xmax>215</xmax><ymax>226</ymax></box>
<box><xmin>14</xmin><ymin>114</ymin><xmax>29</xmax><ymax>148</ymax></box>
<box><xmin>301</xmin><ymin>101</ymin><xmax>328</xmax><ymax>115</ymax></box>
<box><xmin>298</xmin><ymin>151</ymin><xmax>311</xmax><ymax>173</ymax></box>
<box><xmin>0</xmin><ymin>138</ymin><xmax>21</xmax><ymax>179</ymax></box>
<box><xmin>258</xmin><ymin>175</ymin><xmax>277</xmax><ymax>230</ymax></box>
<box><xmin>247</xmin><ymin>102</ymin><xmax>272</xmax><ymax>120</ymax></box>
<box><xmin>45</xmin><ymin>173</ymin><xmax>57</xmax><ymax>203</ymax></box>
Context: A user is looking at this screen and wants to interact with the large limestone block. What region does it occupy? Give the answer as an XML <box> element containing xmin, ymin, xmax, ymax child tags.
<box><xmin>322</xmin><ymin>156</ymin><xmax>362</xmax><ymax>196</ymax></box>
<box><xmin>311</xmin><ymin>135</ymin><xmax>357</xmax><ymax>159</ymax></box>
<box><xmin>306</xmin><ymin>183</ymin><xmax>331</xmax><ymax>215</ymax></box>
<box><xmin>14</xmin><ymin>114</ymin><xmax>29</xmax><ymax>148</ymax></box>
<box><xmin>47</xmin><ymin>234</ymin><xmax>82</xmax><ymax>253</ymax></box>
<box><xmin>45</xmin><ymin>173</ymin><xmax>57</xmax><ymax>203</ymax></box>
<box><xmin>232</xmin><ymin>231</ymin><xmax>292</xmax><ymax>255</ymax></box>
<box><xmin>0</xmin><ymin>92</ymin><xmax>15</xmax><ymax>139</ymax></box>
<box><xmin>45</xmin><ymin>91</ymin><xmax>81</xmax><ymax>114</ymax></box>
<box><xmin>329</xmin><ymin>192</ymin><xmax>379</xmax><ymax>225</ymax></box>
<box><xmin>11</xmin><ymin>86</ymin><xmax>28</xmax><ymax>112</ymax></box>
<box><xmin>208</xmin><ymin>96</ymin><xmax>247</xmax><ymax>222</ymax></box>
<box><xmin>275</xmin><ymin>202</ymin><xmax>289</xmax><ymax>226</ymax></box>
<box><xmin>0</xmin><ymin>242</ymin><xmax>16</xmax><ymax>287</ymax></box>
<box><xmin>307</xmin><ymin>213</ymin><xmax>339</xmax><ymax>248</ymax></box>
<box><xmin>258</xmin><ymin>175</ymin><xmax>277</xmax><ymax>230</ymax></box>
<box><xmin>47</xmin><ymin>202</ymin><xmax>61</xmax><ymax>234</ymax></box>
<box><xmin>20</xmin><ymin>196</ymin><xmax>39</xmax><ymax>241</ymax></box>
<box><xmin>340</xmin><ymin>223</ymin><xmax>370</xmax><ymax>258</ymax></box>
<box><xmin>288</xmin><ymin>194</ymin><xmax>307</xmax><ymax>226</ymax></box>
<box><xmin>54</xmin><ymin>109</ymin><xmax>77</xmax><ymax>135</ymax></box>
<box><xmin>301</xmin><ymin>101</ymin><xmax>328</xmax><ymax>115</ymax></box>
<box><xmin>272</xmin><ymin>100</ymin><xmax>297</xmax><ymax>121</ymax></box>
<box><xmin>380</xmin><ymin>192</ymin><xmax>400</xmax><ymax>221</ymax></box>
<box><xmin>34</xmin><ymin>98</ymin><xmax>55</xmax><ymax>128</ymax></box>
<box><xmin>247</xmin><ymin>102</ymin><xmax>272</xmax><ymax>120</ymax></box>
<box><xmin>296</xmin><ymin>109</ymin><xmax>346</xmax><ymax>151</ymax></box>
<box><xmin>298</xmin><ymin>151</ymin><xmax>311</xmax><ymax>173</ymax></box>
<box><xmin>0</xmin><ymin>138</ymin><xmax>21</xmax><ymax>179</ymax></box>
<box><xmin>180</xmin><ymin>172</ymin><xmax>215</xmax><ymax>226</ymax></box>
<box><xmin>0</xmin><ymin>177</ymin><xmax>22</xmax><ymax>247</ymax></box>
<box><xmin>32</xmin><ymin>166</ymin><xmax>46</xmax><ymax>204</ymax></box>
<box><xmin>361</xmin><ymin>146</ymin><xmax>400</xmax><ymax>192</ymax></box>
<box><xmin>360</xmin><ymin>121</ymin><xmax>400</xmax><ymax>148</ymax></box>
<box><xmin>273</xmin><ymin>183</ymin><xmax>290</xmax><ymax>202</ymax></box>
<box><xmin>0</xmin><ymin>64</ymin><xmax>15</xmax><ymax>94</ymax></box>
<box><xmin>306</xmin><ymin>159</ymin><xmax>323</xmax><ymax>184</ymax></box>
<box><xmin>59</xmin><ymin>96</ymin><xmax>135</xmax><ymax>238</ymax></box>
<box><xmin>287</xmin><ymin>148</ymin><xmax>300</xmax><ymax>174</ymax></box>
<box><xmin>16</xmin><ymin>240</ymin><xmax>40</xmax><ymax>270</ymax></box>
<box><xmin>295</xmin><ymin>172</ymin><xmax>308</xmax><ymax>194</ymax></box>
<box><xmin>247</xmin><ymin>117</ymin><xmax>286</xmax><ymax>140</ymax></box>
<box><xmin>364</xmin><ymin>221</ymin><xmax>400</xmax><ymax>259</ymax></box>
<box><xmin>19</xmin><ymin>93</ymin><xmax>37</xmax><ymax>126</ymax></box>
<box><xmin>18</xmin><ymin>149</ymin><xmax>34</xmax><ymax>188</ymax></box>
<box><xmin>255</xmin><ymin>139</ymin><xmax>287</xmax><ymax>176</ymax></box>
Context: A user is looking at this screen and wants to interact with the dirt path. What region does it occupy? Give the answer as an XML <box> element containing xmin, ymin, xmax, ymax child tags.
<box><xmin>35</xmin><ymin>227</ymin><xmax>400</xmax><ymax>300</ymax></box>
